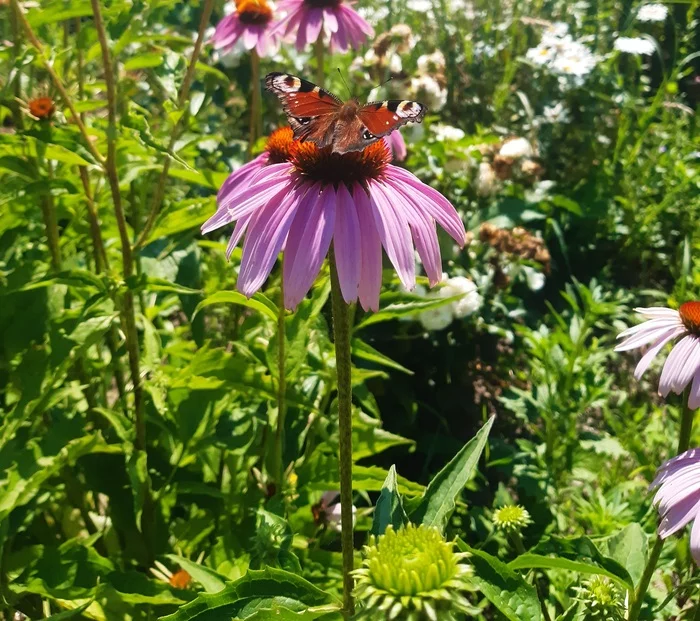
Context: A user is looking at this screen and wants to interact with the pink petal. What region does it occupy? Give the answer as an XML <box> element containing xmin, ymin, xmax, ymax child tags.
<box><xmin>692</xmin><ymin>510</ymin><xmax>700</xmax><ymax>566</ymax></box>
<box><xmin>217</xmin><ymin>153</ymin><xmax>268</xmax><ymax>203</ymax></box>
<box><xmin>387</xmin><ymin>167</ymin><xmax>465</xmax><ymax>245</ymax></box>
<box><xmin>305</xmin><ymin>8</ymin><xmax>323</xmax><ymax>44</ymax></box>
<box><xmin>616</xmin><ymin>317</ymin><xmax>683</xmax><ymax>343</ymax></box>
<box><xmin>658</xmin><ymin>493</ymin><xmax>700</xmax><ymax>538</ymax></box>
<box><xmin>237</xmin><ymin>186</ymin><xmax>306</xmax><ymax>297</ymax></box>
<box><xmin>333</xmin><ymin>183</ymin><xmax>362</xmax><ymax>304</ymax></box>
<box><xmin>690</xmin><ymin>369</ymin><xmax>700</xmax><ymax>410</ymax></box>
<box><xmin>226</xmin><ymin>212</ymin><xmax>254</xmax><ymax>260</ymax></box>
<box><xmin>635</xmin><ymin>307</ymin><xmax>680</xmax><ymax>320</ymax></box>
<box><xmin>243</xmin><ymin>26</ymin><xmax>259</xmax><ymax>50</ymax></box>
<box><xmin>368</xmin><ymin>180</ymin><xmax>415</xmax><ymax>291</ymax></box>
<box><xmin>633</xmin><ymin>326</ymin><xmax>686</xmax><ymax>379</ymax></box>
<box><xmin>323</xmin><ymin>8</ymin><xmax>338</xmax><ymax>32</ymax></box>
<box><xmin>659</xmin><ymin>335</ymin><xmax>695</xmax><ymax>397</ymax></box>
<box><xmin>283</xmin><ymin>184</ymin><xmax>335</xmax><ymax>309</ymax></box>
<box><xmin>354</xmin><ymin>184</ymin><xmax>382</xmax><ymax>312</ymax></box>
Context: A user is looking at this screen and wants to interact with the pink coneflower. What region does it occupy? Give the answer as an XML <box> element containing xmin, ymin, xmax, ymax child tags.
<box><xmin>211</xmin><ymin>0</ymin><xmax>280</xmax><ymax>57</ymax></box>
<box><xmin>385</xmin><ymin>130</ymin><xmax>407</xmax><ymax>162</ymax></box>
<box><xmin>651</xmin><ymin>448</ymin><xmax>700</xmax><ymax>565</ymax></box>
<box><xmin>202</xmin><ymin>128</ymin><xmax>465</xmax><ymax>311</ymax></box>
<box><xmin>273</xmin><ymin>0</ymin><xmax>374</xmax><ymax>53</ymax></box>
<box><xmin>615</xmin><ymin>303</ymin><xmax>700</xmax><ymax>409</ymax></box>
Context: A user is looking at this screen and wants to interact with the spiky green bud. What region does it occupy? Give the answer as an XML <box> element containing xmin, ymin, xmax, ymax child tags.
<box><xmin>352</xmin><ymin>524</ymin><xmax>474</xmax><ymax>621</ymax></box>
<box><xmin>574</xmin><ymin>576</ymin><xmax>626</xmax><ymax>621</ymax></box>
<box><xmin>492</xmin><ymin>505</ymin><xmax>532</xmax><ymax>533</ymax></box>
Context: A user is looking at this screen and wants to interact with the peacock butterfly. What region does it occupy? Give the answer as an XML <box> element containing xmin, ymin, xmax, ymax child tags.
<box><xmin>264</xmin><ymin>72</ymin><xmax>426</xmax><ymax>154</ymax></box>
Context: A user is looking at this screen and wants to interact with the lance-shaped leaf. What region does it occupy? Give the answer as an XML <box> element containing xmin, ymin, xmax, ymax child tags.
<box><xmin>371</xmin><ymin>465</ymin><xmax>409</xmax><ymax>536</ymax></box>
<box><xmin>409</xmin><ymin>416</ymin><xmax>494</xmax><ymax>531</ymax></box>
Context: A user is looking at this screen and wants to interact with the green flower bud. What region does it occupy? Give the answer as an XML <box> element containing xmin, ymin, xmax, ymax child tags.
<box><xmin>574</xmin><ymin>576</ymin><xmax>626</xmax><ymax>621</ymax></box>
<box><xmin>353</xmin><ymin>524</ymin><xmax>474</xmax><ymax>620</ymax></box>
<box><xmin>492</xmin><ymin>505</ymin><xmax>532</xmax><ymax>533</ymax></box>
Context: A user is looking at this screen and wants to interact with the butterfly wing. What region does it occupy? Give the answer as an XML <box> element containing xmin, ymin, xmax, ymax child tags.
<box><xmin>264</xmin><ymin>72</ymin><xmax>343</xmax><ymax>148</ymax></box>
<box><xmin>357</xmin><ymin>100</ymin><xmax>426</xmax><ymax>138</ymax></box>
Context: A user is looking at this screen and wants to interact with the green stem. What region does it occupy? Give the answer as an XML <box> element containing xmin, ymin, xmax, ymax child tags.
<box><xmin>510</xmin><ymin>532</ymin><xmax>552</xmax><ymax>621</ymax></box>
<box><xmin>132</xmin><ymin>0</ymin><xmax>215</xmax><ymax>252</ymax></box>
<box><xmin>248</xmin><ymin>50</ymin><xmax>262</xmax><ymax>157</ymax></box>
<box><xmin>274</xmin><ymin>277</ymin><xmax>287</xmax><ymax>488</ymax></box>
<box><xmin>314</xmin><ymin>37</ymin><xmax>325</xmax><ymax>87</ymax></box>
<box><xmin>629</xmin><ymin>392</ymin><xmax>695</xmax><ymax>621</ymax></box>
<box><xmin>329</xmin><ymin>252</ymin><xmax>355</xmax><ymax>619</ymax></box>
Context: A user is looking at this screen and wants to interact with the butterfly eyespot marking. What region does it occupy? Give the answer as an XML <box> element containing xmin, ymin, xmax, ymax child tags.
<box><xmin>362</xmin><ymin>129</ymin><xmax>375</xmax><ymax>141</ymax></box>
<box><xmin>295</xmin><ymin>116</ymin><xmax>312</xmax><ymax>126</ymax></box>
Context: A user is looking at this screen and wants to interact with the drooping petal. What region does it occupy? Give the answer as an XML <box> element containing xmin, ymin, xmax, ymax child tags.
<box><xmin>659</xmin><ymin>335</ymin><xmax>695</xmax><ymax>397</ymax></box>
<box><xmin>368</xmin><ymin>180</ymin><xmax>416</xmax><ymax>291</ymax></box>
<box><xmin>243</xmin><ymin>26</ymin><xmax>260</xmax><ymax>50</ymax></box>
<box><xmin>283</xmin><ymin>184</ymin><xmax>336</xmax><ymax>309</ymax></box>
<box><xmin>226</xmin><ymin>212</ymin><xmax>255</xmax><ymax>260</ymax></box>
<box><xmin>354</xmin><ymin>184</ymin><xmax>382</xmax><ymax>312</ymax></box>
<box><xmin>305</xmin><ymin>8</ymin><xmax>324</xmax><ymax>44</ymax></box>
<box><xmin>217</xmin><ymin>153</ymin><xmax>268</xmax><ymax>203</ymax></box>
<box><xmin>635</xmin><ymin>307</ymin><xmax>682</xmax><ymax>320</ymax></box>
<box><xmin>658</xmin><ymin>493</ymin><xmax>700</xmax><ymax>538</ymax></box>
<box><xmin>333</xmin><ymin>183</ymin><xmax>362</xmax><ymax>304</ymax></box>
<box><xmin>323</xmin><ymin>7</ymin><xmax>338</xmax><ymax>32</ymax></box>
<box><xmin>690</xmin><ymin>368</ymin><xmax>700</xmax><ymax>410</ymax></box>
<box><xmin>387</xmin><ymin>167</ymin><xmax>465</xmax><ymax>245</ymax></box>
<box><xmin>671</xmin><ymin>335</ymin><xmax>700</xmax><ymax>394</ymax></box>
<box><xmin>633</xmin><ymin>326</ymin><xmax>686</xmax><ymax>379</ymax></box>
<box><xmin>616</xmin><ymin>317</ymin><xmax>684</xmax><ymax>344</ymax></box>
<box><xmin>237</xmin><ymin>185</ymin><xmax>306</xmax><ymax>298</ymax></box>
<box><xmin>691</xmin><ymin>509</ymin><xmax>700</xmax><ymax>566</ymax></box>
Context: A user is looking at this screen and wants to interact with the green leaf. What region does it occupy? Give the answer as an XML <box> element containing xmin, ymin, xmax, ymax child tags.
<box><xmin>45</xmin><ymin>601</ymin><xmax>93</xmax><ymax>619</ymax></box>
<box><xmin>409</xmin><ymin>416</ymin><xmax>494</xmax><ymax>530</ymax></box>
<box><xmin>164</xmin><ymin>556</ymin><xmax>229</xmax><ymax>594</ymax></box>
<box><xmin>525</xmin><ymin>536</ymin><xmax>633</xmax><ymax>589</ymax></box>
<box><xmin>352</xmin><ymin>411</ymin><xmax>414</xmax><ymax>461</ymax></box>
<box><xmin>124</xmin><ymin>53</ymin><xmax>164</xmax><ymax>71</ymax></box>
<box><xmin>354</xmin><ymin>294</ymin><xmax>462</xmax><ymax>331</ymax></box>
<box><xmin>604</xmin><ymin>524</ymin><xmax>648</xmax><ymax>587</ymax></box>
<box><xmin>157</xmin><ymin>567</ymin><xmax>340</xmax><ymax>621</ymax></box>
<box><xmin>508</xmin><ymin>554</ymin><xmax>631</xmax><ymax>590</ymax></box>
<box><xmin>193</xmin><ymin>290</ymin><xmax>278</xmax><ymax>322</ymax></box>
<box><xmin>457</xmin><ymin>541</ymin><xmax>542</xmax><ymax>621</ymax></box>
<box><xmin>148</xmin><ymin>199</ymin><xmax>216</xmax><ymax>241</ymax></box>
<box><xmin>351</xmin><ymin>339</ymin><xmax>414</xmax><ymax>375</ymax></box>
<box><xmin>371</xmin><ymin>465</ymin><xmax>408</xmax><ymax>536</ymax></box>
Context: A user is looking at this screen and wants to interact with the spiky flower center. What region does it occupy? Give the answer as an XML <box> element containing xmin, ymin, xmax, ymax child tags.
<box><xmin>679</xmin><ymin>302</ymin><xmax>700</xmax><ymax>335</ymax></box>
<box><xmin>236</xmin><ymin>0</ymin><xmax>273</xmax><ymax>25</ymax></box>
<box><xmin>292</xmin><ymin>140</ymin><xmax>390</xmax><ymax>186</ymax></box>
<box><xmin>574</xmin><ymin>576</ymin><xmax>625</xmax><ymax>620</ymax></box>
<box><xmin>304</xmin><ymin>0</ymin><xmax>342</xmax><ymax>8</ymax></box>
<box><xmin>28</xmin><ymin>97</ymin><xmax>55</xmax><ymax>120</ymax></box>
<box><xmin>168</xmin><ymin>569</ymin><xmax>192</xmax><ymax>589</ymax></box>
<box><xmin>265</xmin><ymin>127</ymin><xmax>296</xmax><ymax>163</ymax></box>
<box><xmin>492</xmin><ymin>505</ymin><xmax>532</xmax><ymax>533</ymax></box>
<box><xmin>364</xmin><ymin>525</ymin><xmax>463</xmax><ymax>595</ymax></box>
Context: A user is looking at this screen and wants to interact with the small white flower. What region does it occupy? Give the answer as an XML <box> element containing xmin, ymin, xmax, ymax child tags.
<box><xmin>417</xmin><ymin>50</ymin><xmax>446</xmax><ymax>75</ymax></box>
<box><xmin>637</xmin><ymin>3</ymin><xmax>668</xmax><ymax>22</ymax></box>
<box><xmin>614</xmin><ymin>36</ymin><xmax>656</xmax><ymax>55</ymax></box>
<box><xmin>476</xmin><ymin>162</ymin><xmax>497</xmax><ymax>196</ymax></box>
<box><xmin>522</xmin><ymin>266</ymin><xmax>546</xmax><ymax>291</ymax></box>
<box><xmin>551</xmin><ymin>42</ymin><xmax>598</xmax><ymax>76</ymax></box>
<box><xmin>432</xmin><ymin>124</ymin><xmax>466</xmax><ymax>142</ymax></box>
<box><xmin>419</xmin><ymin>305</ymin><xmax>454</xmax><ymax>331</ymax></box>
<box><xmin>406</xmin><ymin>0</ymin><xmax>433</xmax><ymax>12</ymax></box>
<box><xmin>543</xmin><ymin>102</ymin><xmax>570</xmax><ymax>123</ymax></box>
<box><xmin>409</xmin><ymin>75</ymin><xmax>447</xmax><ymax>110</ymax></box>
<box><xmin>544</xmin><ymin>21</ymin><xmax>569</xmax><ymax>38</ymax></box>
<box><xmin>499</xmin><ymin>137</ymin><xmax>533</xmax><ymax>159</ymax></box>
<box><xmin>526</xmin><ymin>43</ymin><xmax>556</xmax><ymax>66</ymax></box>
<box><xmin>441</xmin><ymin>276</ymin><xmax>482</xmax><ymax>318</ymax></box>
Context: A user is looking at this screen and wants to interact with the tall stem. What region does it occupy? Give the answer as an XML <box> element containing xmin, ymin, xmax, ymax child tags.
<box><xmin>629</xmin><ymin>392</ymin><xmax>695</xmax><ymax>621</ymax></box>
<box><xmin>248</xmin><ymin>50</ymin><xmax>262</xmax><ymax>157</ymax></box>
<box><xmin>132</xmin><ymin>0</ymin><xmax>215</xmax><ymax>252</ymax></box>
<box><xmin>314</xmin><ymin>37</ymin><xmax>325</xmax><ymax>87</ymax></box>
<box><xmin>273</xmin><ymin>277</ymin><xmax>287</xmax><ymax>487</ymax></box>
<box><xmin>329</xmin><ymin>252</ymin><xmax>355</xmax><ymax>618</ymax></box>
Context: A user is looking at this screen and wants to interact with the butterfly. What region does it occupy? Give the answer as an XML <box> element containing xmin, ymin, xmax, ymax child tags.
<box><xmin>264</xmin><ymin>72</ymin><xmax>426</xmax><ymax>154</ymax></box>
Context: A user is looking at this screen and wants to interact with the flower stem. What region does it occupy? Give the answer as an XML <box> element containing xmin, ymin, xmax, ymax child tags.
<box><xmin>629</xmin><ymin>392</ymin><xmax>695</xmax><ymax>621</ymax></box>
<box><xmin>133</xmin><ymin>0</ymin><xmax>214</xmax><ymax>252</ymax></box>
<box><xmin>274</xmin><ymin>277</ymin><xmax>287</xmax><ymax>488</ymax></box>
<box><xmin>329</xmin><ymin>252</ymin><xmax>355</xmax><ymax>618</ymax></box>
<box><xmin>314</xmin><ymin>37</ymin><xmax>325</xmax><ymax>87</ymax></box>
<box><xmin>248</xmin><ymin>50</ymin><xmax>262</xmax><ymax>158</ymax></box>
<box><xmin>509</xmin><ymin>532</ymin><xmax>552</xmax><ymax>621</ymax></box>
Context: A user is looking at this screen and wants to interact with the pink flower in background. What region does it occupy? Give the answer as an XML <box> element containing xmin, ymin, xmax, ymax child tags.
<box><xmin>615</xmin><ymin>303</ymin><xmax>700</xmax><ymax>409</ymax></box>
<box><xmin>385</xmin><ymin>130</ymin><xmax>407</xmax><ymax>162</ymax></box>
<box><xmin>202</xmin><ymin>130</ymin><xmax>465</xmax><ymax>311</ymax></box>
<box><xmin>273</xmin><ymin>0</ymin><xmax>374</xmax><ymax>53</ymax></box>
<box><xmin>651</xmin><ymin>448</ymin><xmax>700</xmax><ymax>565</ymax></box>
<box><xmin>211</xmin><ymin>0</ymin><xmax>280</xmax><ymax>57</ymax></box>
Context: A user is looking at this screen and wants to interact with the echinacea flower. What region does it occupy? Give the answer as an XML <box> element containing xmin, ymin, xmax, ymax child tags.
<box><xmin>273</xmin><ymin>0</ymin><xmax>374</xmax><ymax>53</ymax></box>
<box><xmin>615</xmin><ymin>304</ymin><xmax>700</xmax><ymax>409</ymax></box>
<box><xmin>202</xmin><ymin>128</ymin><xmax>466</xmax><ymax>311</ymax></box>
<box><xmin>150</xmin><ymin>561</ymin><xmax>194</xmax><ymax>589</ymax></box>
<box><xmin>28</xmin><ymin>96</ymin><xmax>55</xmax><ymax>120</ymax></box>
<box><xmin>385</xmin><ymin>130</ymin><xmax>406</xmax><ymax>162</ymax></box>
<box><xmin>651</xmin><ymin>448</ymin><xmax>700</xmax><ymax>565</ymax></box>
<box><xmin>312</xmin><ymin>491</ymin><xmax>357</xmax><ymax>532</ymax></box>
<box><xmin>211</xmin><ymin>0</ymin><xmax>280</xmax><ymax>57</ymax></box>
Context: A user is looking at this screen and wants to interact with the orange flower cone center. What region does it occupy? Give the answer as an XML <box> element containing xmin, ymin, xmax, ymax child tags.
<box><xmin>236</xmin><ymin>0</ymin><xmax>273</xmax><ymax>24</ymax></box>
<box><xmin>28</xmin><ymin>97</ymin><xmax>55</xmax><ymax>119</ymax></box>
<box><xmin>679</xmin><ymin>302</ymin><xmax>700</xmax><ymax>334</ymax></box>
<box><xmin>168</xmin><ymin>569</ymin><xmax>192</xmax><ymax>589</ymax></box>
<box><xmin>292</xmin><ymin>140</ymin><xmax>390</xmax><ymax>185</ymax></box>
<box><xmin>266</xmin><ymin>127</ymin><xmax>296</xmax><ymax>163</ymax></box>
<box><xmin>305</xmin><ymin>0</ymin><xmax>342</xmax><ymax>7</ymax></box>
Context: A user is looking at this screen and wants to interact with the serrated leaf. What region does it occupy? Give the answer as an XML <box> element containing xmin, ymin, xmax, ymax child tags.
<box><xmin>507</xmin><ymin>554</ymin><xmax>630</xmax><ymax>590</ymax></box>
<box><xmin>164</xmin><ymin>555</ymin><xmax>228</xmax><ymax>594</ymax></box>
<box><xmin>371</xmin><ymin>465</ymin><xmax>408</xmax><ymax>536</ymax></box>
<box><xmin>409</xmin><ymin>417</ymin><xmax>494</xmax><ymax>531</ymax></box>
<box><xmin>457</xmin><ymin>541</ymin><xmax>542</xmax><ymax>621</ymax></box>
<box><xmin>351</xmin><ymin>339</ymin><xmax>414</xmax><ymax>375</ymax></box>
<box><xmin>157</xmin><ymin>567</ymin><xmax>340</xmax><ymax>621</ymax></box>
<box><xmin>193</xmin><ymin>290</ymin><xmax>278</xmax><ymax>322</ymax></box>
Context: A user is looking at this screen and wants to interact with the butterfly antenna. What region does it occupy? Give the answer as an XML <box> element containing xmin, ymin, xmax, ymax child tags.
<box><xmin>337</xmin><ymin>68</ymin><xmax>352</xmax><ymax>98</ymax></box>
<box><xmin>365</xmin><ymin>76</ymin><xmax>393</xmax><ymax>100</ymax></box>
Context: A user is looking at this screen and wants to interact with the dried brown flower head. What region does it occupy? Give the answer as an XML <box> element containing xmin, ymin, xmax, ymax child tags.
<box><xmin>28</xmin><ymin>96</ymin><xmax>55</xmax><ymax>120</ymax></box>
<box><xmin>479</xmin><ymin>223</ymin><xmax>551</xmax><ymax>272</ymax></box>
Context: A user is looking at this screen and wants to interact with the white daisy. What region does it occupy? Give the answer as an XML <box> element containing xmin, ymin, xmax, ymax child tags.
<box><xmin>637</xmin><ymin>3</ymin><xmax>668</xmax><ymax>22</ymax></box>
<box><xmin>614</xmin><ymin>36</ymin><xmax>656</xmax><ymax>55</ymax></box>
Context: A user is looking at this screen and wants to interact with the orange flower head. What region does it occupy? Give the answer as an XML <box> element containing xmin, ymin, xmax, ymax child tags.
<box><xmin>680</xmin><ymin>302</ymin><xmax>700</xmax><ymax>334</ymax></box>
<box><xmin>168</xmin><ymin>569</ymin><xmax>192</xmax><ymax>589</ymax></box>
<box><xmin>28</xmin><ymin>97</ymin><xmax>55</xmax><ymax>120</ymax></box>
<box><xmin>265</xmin><ymin>127</ymin><xmax>296</xmax><ymax>163</ymax></box>
<box><xmin>236</xmin><ymin>0</ymin><xmax>273</xmax><ymax>24</ymax></box>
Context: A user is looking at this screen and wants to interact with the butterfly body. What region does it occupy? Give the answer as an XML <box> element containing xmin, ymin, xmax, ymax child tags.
<box><xmin>265</xmin><ymin>72</ymin><xmax>426</xmax><ymax>154</ymax></box>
